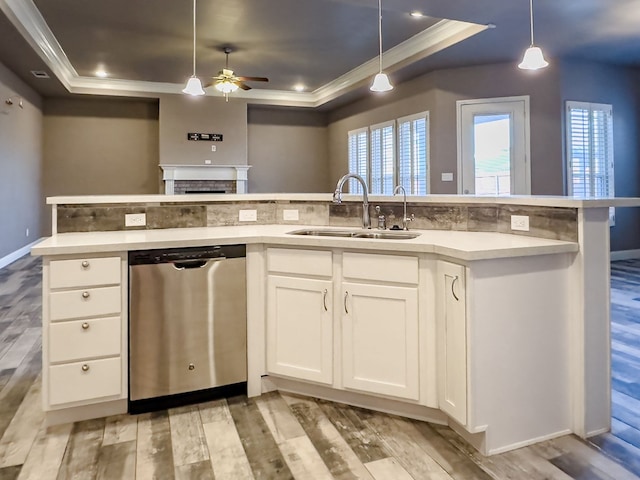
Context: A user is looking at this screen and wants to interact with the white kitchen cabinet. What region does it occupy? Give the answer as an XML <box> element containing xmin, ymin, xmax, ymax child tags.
<box><xmin>436</xmin><ymin>260</ymin><xmax>467</xmax><ymax>426</ymax></box>
<box><xmin>43</xmin><ymin>254</ymin><xmax>127</xmax><ymax>417</ymax></box>
<box><xmin>267</xmin><ymin>275</ymin><xmax>333</xmax><ymax>384</ymax></box>
<box><xmin>266</xmin><ymin>248</ymin><xmax>334</xmax><ymax>385</ymax></box>
<box><xmin>341</xmin><ymin>282</ymin><xmax>419</xmax><ymax>400</ymax></box>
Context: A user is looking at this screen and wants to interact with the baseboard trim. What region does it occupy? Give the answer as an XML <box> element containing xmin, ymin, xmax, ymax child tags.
<box><xmin>0</xmin><ymin>238</ymin><xmax>43</xmax><ymax>270</ymax></box>
<box><xmin>610</xmin><ymin>249</ymin><xmax>640</xmax><ymax>261</ymax></box>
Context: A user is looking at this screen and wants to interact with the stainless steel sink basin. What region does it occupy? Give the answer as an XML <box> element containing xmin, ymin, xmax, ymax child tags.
<box><xmin>352</xmin><ymin>231</ymin><xmax>420</xmax><ymax>240</ymax></box>
<box><xmin>287</xmin><ymin>229</ymin><xmax>358</xmax><ymax>237</ymax></box>
<box><xmin>287</xmin><ymin>228</ymin><xmax>420</xmax><ymax>240</ymax></box>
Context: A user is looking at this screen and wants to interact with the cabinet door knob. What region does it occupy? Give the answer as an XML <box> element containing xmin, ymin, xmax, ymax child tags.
<box><xmin>81</xmin><ymin>260</ymin><xmax>90</xmax><ymax>268</ymax></box>
<box><xmin>81</xmin><ymin>364</ymin><xmax>90</xmax><ymax>372</ymax></box>
<box><xmin>82</xmin><ymin>291</ymin><xmax>90</xmax><ymax>299</ymax></box>
<box><xmin>344</xmin><ymin>291</ymin><xmax>349</xmax><ymax>314</ymax></box>
<box><xmin>323</xmin><ymin>289</ymin><xmax>328</xmax><ymax>312</ymax></box>
<box><xmin>451</xmin><ymin>276</ymin><xmax>460</xmax><ymax>302</ymax></box>
<box><xmin>81</xmin><ymin>322</ymin><xmax>90</xmax><ymax>330</ymax></box>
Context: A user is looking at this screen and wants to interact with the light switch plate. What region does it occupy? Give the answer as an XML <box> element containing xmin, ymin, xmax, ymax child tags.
<box><xmin>239</xmin><ymin>209</ymin><xmax>257</xmax><ymax>222</ymax></box>
<box><xmin>125</xmin><ymin>213</ymin><xmax>146</xmax><ymax>227</ymax></box>
<box><xmin>441</xmin><ymin>172</ymin><xmax>454</xmax><ymax>182</ymax></box>
<box><xmin>510</xmin><ymin>215</ymin><xmax>530</xmax><ymax>231</ymax></box>
<box><xmin>283</xmin><ymin>209</ymin><xmax>299</xmax><ymax>221</ymax></box>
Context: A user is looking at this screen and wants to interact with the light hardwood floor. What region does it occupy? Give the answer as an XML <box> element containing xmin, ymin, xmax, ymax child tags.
<box><xmin>0</xmin><ymin>254</ymin><xmax>639</xmax><ymax>480</ymax></box>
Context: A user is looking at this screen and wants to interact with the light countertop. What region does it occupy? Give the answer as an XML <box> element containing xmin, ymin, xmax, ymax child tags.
<box><xmin>45</xmin><ymin>193</ymin><xmax>640</xmax><ymax>208</ymax></box>
<box><xmin>31</xmin><ymin>225</ymin><xmax>578</xmax><ymax>261</ymax></box>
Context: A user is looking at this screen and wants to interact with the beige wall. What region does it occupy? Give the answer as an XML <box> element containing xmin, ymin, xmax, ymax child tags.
<box><xmin>328</xmin><ymin>62</ymin><xmax>564</xmax><ymax>195</ymax></box>
<box><xmin>43</xmin><ymin>97</ymin><xmax>160</xmax><ymax>233</ymax></box>
<box><xmin>248</xmin><ymin>107</ymin><xmax>329</xmax><ymax>193</ymax></box>
<box><xmin>159</xmin><ymin>94</ymin><xmax>248</xmax><ymax>166</ymax></box>
<box><xmin>0</xmin><ymin>62</ymin><xmax>43</xmax><ymax>259</ymax></box>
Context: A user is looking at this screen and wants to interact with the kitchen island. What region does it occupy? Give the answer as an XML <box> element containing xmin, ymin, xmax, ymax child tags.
<box><xmin>31</xmin><ymin>193</ymin><xmax>637</xmax><ymax>455</ymax></box>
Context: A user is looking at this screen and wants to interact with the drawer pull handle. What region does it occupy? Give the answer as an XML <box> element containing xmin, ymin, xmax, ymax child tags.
<box><xmin>81</xmin><ymin>260</ymin><xmax>90</xmax><ymax>268</ymax></box>
<box><xmin>323</xmin><ymin>289</ymin><xmax>328</xmax><ymax>312</ymax></box>
<box><xmin>82</xmin><ymin>322</ymin><xmax>90</xmax><ymax>330</ymax></box>
<box><xmin>82</xmin><ymin>291</ymin><xmax>90</xmax><ymax>299</ymax></box>
<box><xmin>344</xmin><ymin>291</ymin><xmax>349</xmax><ymax>314</ymax></box>
<box><xmin>188</xmin><ymin>363</ymin><xmax>195</xmax><ymax>371</ymax></box>
<box><xmin>81</xmin><ymin>364</ymin><xmax>90</xmax><ymax>372</ymax></box>
<box><xmin>451</xmin><ymin>276</ymin><xmax>460</xmax><ymax>302</ymax></box>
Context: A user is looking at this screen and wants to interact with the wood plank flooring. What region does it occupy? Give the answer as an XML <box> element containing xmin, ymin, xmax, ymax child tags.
<box><xmin>1</xmin><ymin>254</ymin><xmax>639</xmax><ymax>479</ymax></box>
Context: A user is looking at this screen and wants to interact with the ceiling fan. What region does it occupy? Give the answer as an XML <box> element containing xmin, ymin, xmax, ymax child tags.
<box><xmin>205</xmin><ymin>47</ymin><xmax>269</xmax><ymax>99</ymax></box>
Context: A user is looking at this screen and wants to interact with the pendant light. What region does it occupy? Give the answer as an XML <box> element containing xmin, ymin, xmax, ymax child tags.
<box><xmin>518</xmin><ymin>0</ymin><xmax>549</xmax><ymax>70</ymax></box>
<box><xmin>370</xmin><ymin>0</ymin><xmax>393</xmax><ymax>92</ymax></box>
<box><xmin>182</xmin><ymin>0</ymin><xmax>205</xmax><ymax>96</ymax></box>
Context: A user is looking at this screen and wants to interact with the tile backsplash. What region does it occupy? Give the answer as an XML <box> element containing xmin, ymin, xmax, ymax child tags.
<box><xmin>55</xmin><ymin>199</ymin><xmax>578</xmax><ymax>242</ymax></box>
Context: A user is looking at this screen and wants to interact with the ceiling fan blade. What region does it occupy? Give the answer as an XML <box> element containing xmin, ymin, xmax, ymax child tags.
<box><xmin>236</xmin><ymin>76</ymin><xmax>269</xmax><ymax>82</ymax></box>
<box><xmin>235</xmin><ymin>81</ymin><xmax>252</xmax><ymax>91</ymax></box>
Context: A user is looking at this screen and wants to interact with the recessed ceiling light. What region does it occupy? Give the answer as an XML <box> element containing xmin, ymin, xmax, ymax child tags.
<box><xmin>293</xmin><ymin>84</ymin><xmax>305</xmax><ymax>92</ymax></box>
<box><xmin>410</xmin><ymin>11</ymin><xmax>424</xmax><ymax>18</ymax></box>
<box><xmin>95</xmin><ymin>69</ymin><xmax>108</xmax><ymax>78</ymax></box>
<box><xmin>30</xmin><ymin>70</ymin><xmax>50</xmax><ymax>78</ymax></box>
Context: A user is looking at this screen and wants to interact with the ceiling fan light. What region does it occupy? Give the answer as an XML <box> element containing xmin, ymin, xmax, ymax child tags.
<box><xmin>215</xmin><ymin>81</ymin><xmax>239</xmax><ymax>94</ymax></box>
<box><xmin>370</xmin><ymin>73</ymin><xmax>393</xmax><ymax>92</ymax></box>
<box><xmin>183</xmin><ymin>76</ymin><xmax>205</xmax><ymax>95</ymax></box>
<box><xmin>518</xmin><ymin>46</ymin><xmax>549</xmax><ymax>70</ymax></box>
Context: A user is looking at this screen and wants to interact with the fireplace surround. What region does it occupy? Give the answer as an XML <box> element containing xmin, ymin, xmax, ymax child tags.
<box><xmin>160</xmin><ymin>165</ymin><xmax>251</xmax><ymax>194</ymax></box>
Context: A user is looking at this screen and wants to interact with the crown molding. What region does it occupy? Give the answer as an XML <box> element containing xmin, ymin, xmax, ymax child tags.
<box><xmin>2</xmin><ymin>0</ymin><xmax>487</xmax><ymax>107</ymax></box>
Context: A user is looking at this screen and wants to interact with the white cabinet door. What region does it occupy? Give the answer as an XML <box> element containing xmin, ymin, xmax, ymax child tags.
<box><xmin>436</xmin><ymin>261</ymin><xmax>467</xmax><ymax>425</ymax></box>
<box><xmin>341</xmin><ymin>282</ymin><xmax>419</xmax><ymax>400</ymax></box>
<box><xmin>267</xmin><ymin>276</ymin><xmax>333</xmax><ymax>385</ymax></box>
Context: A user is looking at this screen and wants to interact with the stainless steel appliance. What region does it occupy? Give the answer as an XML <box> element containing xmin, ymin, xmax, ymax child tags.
<box><xmin>128</xmin><ymin>245</ymin><xmax>246</xmax><ymax>413</ymax></box>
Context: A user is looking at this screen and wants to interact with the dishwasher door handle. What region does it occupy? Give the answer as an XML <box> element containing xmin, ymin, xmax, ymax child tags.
<box><xmin>172</xmin><ymin>258</ymin><xmax>224</xmax><ymax>270</ymax></box>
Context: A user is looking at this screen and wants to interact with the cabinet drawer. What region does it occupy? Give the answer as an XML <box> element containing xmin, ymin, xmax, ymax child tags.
<box><xmin>49</xmin><ymin>357</ymin><xmax>122</xmax><ymax>406</ymax></box>
<box><xmin>343</xmin><ymin>252</ymin><xmax>419</xmax><ymax>284</ymax></box>
<box><xmin>49</xmin><ymin>316</ymin><xmax>121</xmax><ymax>363</ymax></box>
<box><xmin>49</xmin><ymin>257</ymin><xmax>121</xmax><ymax>289</ymax></box>
<box><xmin>267</xmin><ymin>248</ymin><xmax>332</xmax><ymax>277</ymax></box>
<box><xmin>50</xmin><ymin>286</ymin><xmax>121</xmax><ymax>321</ymax></box>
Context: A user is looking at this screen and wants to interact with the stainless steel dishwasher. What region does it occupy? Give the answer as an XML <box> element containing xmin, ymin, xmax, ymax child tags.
<box><xmin>128</xmin><ymin>245</ymin><xmax>246</xmax><ymax>413</ymax></box>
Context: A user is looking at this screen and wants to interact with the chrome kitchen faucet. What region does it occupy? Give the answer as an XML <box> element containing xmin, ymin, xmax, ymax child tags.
<box><xmin>333</xmin><ymin>173</ymin><xmax>371</xmax><ymax>229</ymax></box>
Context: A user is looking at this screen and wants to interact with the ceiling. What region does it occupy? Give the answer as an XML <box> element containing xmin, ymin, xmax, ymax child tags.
<box><xmin>1</xmin><ymin>0</ymin><xmax>640</xmax><ymax>109</ymax></box>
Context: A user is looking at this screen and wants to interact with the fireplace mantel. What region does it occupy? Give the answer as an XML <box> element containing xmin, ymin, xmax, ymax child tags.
<box><xmin>160</xmin><ymin>165</ymin><xmax>251</xmax><ymax>194</ymax></box>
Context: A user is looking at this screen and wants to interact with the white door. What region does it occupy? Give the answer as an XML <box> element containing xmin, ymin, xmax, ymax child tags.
<box><xmin>436</xmin><ymin>261</ymin><xmax>467</xmax><ymax>425</ymax></box>
<box><xmin>341</xmin><ymin>282</ymin><xmax>419</xmax><ymax>400</ymax></box>
<box><xmin>266</xmin><ymin>275</ymin><xmax>333</xmax><ymax>385</ymax></box>
<box><xmin>457</xmin><ymin>97</ymin><xmax>530</xmax><ymax>195</ymax></box>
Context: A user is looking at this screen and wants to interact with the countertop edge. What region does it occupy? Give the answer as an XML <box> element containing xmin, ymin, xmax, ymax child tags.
<box><xmin>30</xmin><ymin>226</ymin><xmax>579</xmax><ymax>261</ymax></box>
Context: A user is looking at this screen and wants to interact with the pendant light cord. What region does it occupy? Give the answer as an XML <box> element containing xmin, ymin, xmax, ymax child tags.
<box><xmin>191</xmin><ymin>0</ymin><xmax>197</xmax><ymax>76</ymax></box>
<box><xmin>528</xmin><ymin>0</ymin><xmax>535</xmax><ymax>46</ymax></box>
<box><xmin>378</xmin><ymin>0</ymin><xmax>383</xmax><ymax>73</ymax></box>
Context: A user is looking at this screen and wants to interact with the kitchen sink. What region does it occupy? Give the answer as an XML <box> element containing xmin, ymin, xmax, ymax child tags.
<box><xmin>352</xmin><ymin>231</ymin><xmax>420</xmax><ymax>239</ymax></box>
<box><xmin>287</xmin><ymin>228</ymin><xmax>420</xmax><ymax>240</ymax></box>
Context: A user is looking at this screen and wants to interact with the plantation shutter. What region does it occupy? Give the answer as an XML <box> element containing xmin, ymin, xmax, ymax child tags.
<box><xmin>566</xmin><ymin>101</ymin><xmax>614</xmax><ymax>223</ymax></box>
<box><xmin>348</xmin><ymin>128</ymin><xmax>368</xmax><ymax>194</ymax></box>
<box><xmin>370</xmin><ymin>122</ymin><xmax>394</xmax><ymax>194</ymax></box>
<box><xmin>398</xmin><ymin>112</ymin><xmax>429</xmax><ymax>195</ymax></box>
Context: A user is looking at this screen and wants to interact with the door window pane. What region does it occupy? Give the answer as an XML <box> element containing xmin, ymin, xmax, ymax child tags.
<box><xmin>473</xmin><ymin>114</ymin><xmax>511</xmax><ymax>196</ymax></box>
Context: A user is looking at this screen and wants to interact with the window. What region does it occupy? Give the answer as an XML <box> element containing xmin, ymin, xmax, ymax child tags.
<box><xmin>347</xmin><ymin>111</ymin><xmax>429</xmax><ymax>195</ymax></box>
<box><xmin>398</xmin><ymin>112</ymin><xmax>428</xmax><ymax>195</ymax></box>
<box><xmin>566</xmin><ymin>101</ymin><xmax>615</xmax><ymax>223</ymax></box>
<box><xmin>370</xmin><ymin>121</ymin><xmax>395</xmax><ymax>195</ymax></box>
<box><xmin>348</xmin><ymin>128</ymin><xmax>368</xmax><ymax>194</ymax></box>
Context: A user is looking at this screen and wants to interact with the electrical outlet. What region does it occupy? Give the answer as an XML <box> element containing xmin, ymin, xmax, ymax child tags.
<box><xmin>510</xmin><ymin>215</ymin><xmax>530</xmax><ymax>231</ymax></box>
<box><xmin>211</xmin><ymin>145</ymin><xmax>217</xmax><ymax>152</ymax></box>
<box><xmin>125</xmin><ymin>213</ymin><xmax>146</xmax><ymax>227</ymax></box>
<box><xmin>239</xmin><ymin>209</ymin><xmax>257</xmax><ymax>222</ymax></box>
<box><xmin>204</xmin><ymin>159</ymin><xmax>212</xmax><ymax>164</ymax></box>
<box><xmin>441</xmin><ymin>172</ymin><xmax>454</xmax><ymax>182</ymax></box>
<box><xmin>283</xmin><ymin>209</ymin><xmax>299</xmax><ymax>221</ymax></box>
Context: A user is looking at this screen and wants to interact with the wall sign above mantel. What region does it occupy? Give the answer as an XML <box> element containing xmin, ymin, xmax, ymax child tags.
<box><xmin>187</xmin><ymin>133</ymin><xmax>223</xmax><ymax>141</ymax></box>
